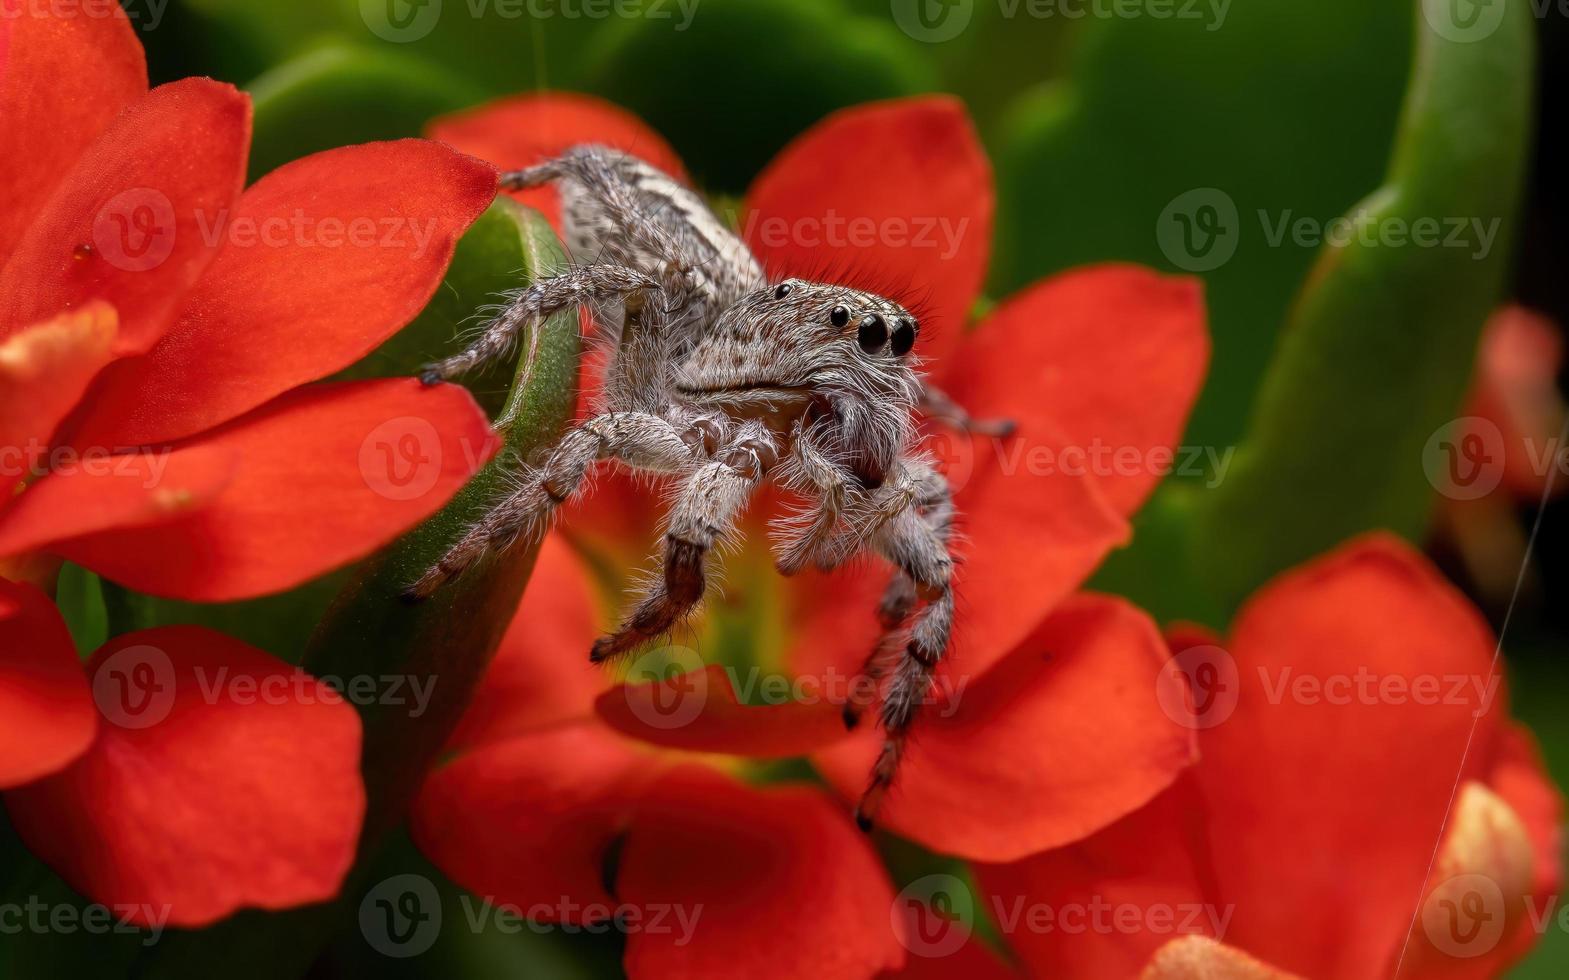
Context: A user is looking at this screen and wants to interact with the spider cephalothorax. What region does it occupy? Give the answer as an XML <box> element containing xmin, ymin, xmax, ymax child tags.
<box><xmin>412</xmin><ymin>146</ymin><xmax>1007</xmax><ymax>827</ymax></box>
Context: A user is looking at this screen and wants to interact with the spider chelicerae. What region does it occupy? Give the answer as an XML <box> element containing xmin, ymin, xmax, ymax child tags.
<box><xmin>412</xmin><ymin>145</ymin><xmax>1010</xmax><ymax>827</ymax></box>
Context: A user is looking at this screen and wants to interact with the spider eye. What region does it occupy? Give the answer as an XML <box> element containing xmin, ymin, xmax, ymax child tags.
<box><xmin>830</xmin><ymin>305</ymin><xmax>850</xmax><ymax>328</ymax></box>
<box><xmin>774</xmin><ymin>283</ymin><xmax>793</xmax><ymax>300</ymax></box>
<box><xmin>890</xmin><ymin>318</ymin><xmax>916</xmax><ymax>356</ymax></box>
<box><xmin>858</xmin><ymin>315</ymin><xmax>888</xmax><ymax>353</ymax></box>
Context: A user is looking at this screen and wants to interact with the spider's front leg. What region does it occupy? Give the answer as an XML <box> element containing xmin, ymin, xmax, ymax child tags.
<box><xmin>419</xmin><ymin>264</ymin><xmax>659</xmax><ymax>384</ymax></box>
<box><xmin>404</xmin><ymin>410</ymin><xmax>721</xmax><ymax>601</ymax></box>
<box><xmin>843</xmin><ymin>459</ymin><xmax>957</xmax><ymax>830</ymax></box>
<box><xmin>590</xmin><ymin>422</ymin><xmax>779</xmax><ymax>663</ymax></box>
<box><xmin>770</xmin><ymin>420</ymin><xmax>867</xmax><ymax>576</ymax></box>
<box><xmin>917</xmin><ymin>379</ymin><xmax>1016</xmax><ymax>438</ymax></box>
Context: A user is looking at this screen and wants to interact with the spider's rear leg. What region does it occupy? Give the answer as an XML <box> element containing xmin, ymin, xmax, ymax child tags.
<box><xmin>404</xmin><ymin>411</ymin><xmax>712</xmax><ymax>601</ymax></box>
<box><xmin>590</xmin><ymin>425</ymin><xmax>778</xmax><ymax>663</ymax></box>
<box><xmin>419</xmin><ymin>265</ymin><xmax>658</xmax><ymax>384</ymax></box>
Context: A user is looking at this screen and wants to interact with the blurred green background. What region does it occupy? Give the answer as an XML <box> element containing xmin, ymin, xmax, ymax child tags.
<box><xmin>3</xmin><ymin>0</ymin><xmax>1566</xmax><ymax>976</ymax></box>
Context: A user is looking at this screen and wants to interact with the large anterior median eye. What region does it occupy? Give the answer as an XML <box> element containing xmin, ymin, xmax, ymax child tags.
<box><xmin>858</xmin><ymin>314</ymin><xmax>888</xmax><ymax>353</ymax></box>
<box><xmin>890</xmin><ymin>318</ymin><xmax>916</xmax><ymax>356</ymax></box>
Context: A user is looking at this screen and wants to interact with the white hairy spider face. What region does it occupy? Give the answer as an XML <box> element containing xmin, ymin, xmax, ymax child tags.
<box><xmin>671</xmin><ymin>278</ymin><xmax>922</xmax><ymax>418</ymax></box>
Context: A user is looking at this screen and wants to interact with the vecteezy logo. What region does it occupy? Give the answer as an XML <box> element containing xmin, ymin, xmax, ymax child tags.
<box><xmin>890</xmin><ymin>0</ymin><xmax>973</xmax><ymax>43</ymax></box>
<box><xmin>1421</xmin><ymin>873</ymin><xmax>1506</xmax><ymax>958</ymax></box>
<box><xmin>923</xmin><ymin>425</ymin><xmax>978</xmax><ymax>495</ymax></box>
<box><xmin>92</xmin><ymin>645</ymin><xmax>176</xmax><ymax>729</ymax></box>
<box><xmin>360</xmin><ymin>416</ymin><xmax>443</xmax><ymax>501</ymax></box>
<box><xmin>1423</xmin><ymin>417</ymin><xmax>1505</xmax><ymax>501</ymax></box>
<box><xmin>92</xmin><ymin>188</ymin><xmax>176</xmax><ymax>273</ymax></box>
<box><xmin>623</xmin><ymin>645</ymin><xmax>708</xmax><ymax>730</ymax></box>
<box><xmin>1156</xmin><ymin>188</ymin><xmax>1240</xmax><ymax>273</ymax></box>
<box><xmin>1421</xmin><ymin>0</ymin><xmax>1507</xmax><ymax>44</ymax></box>
<box><xmin>360</xmin><ymin>874</ymin><xmax>442</xmax><ymax>958</ymax></box>
<box><xmin>1155</xmin><ymin>644</ymin><xmax>1239</xmax><ymax>730</ymax></box>
<box><xmin>893</xmin><ymin>874</ymin><xmax>974</xmax><ymax>958</ymax></box>
<box><xmin>361</xmin><ymin>0</ymin><xmax>442</xmax><ymax>42</ymax></box>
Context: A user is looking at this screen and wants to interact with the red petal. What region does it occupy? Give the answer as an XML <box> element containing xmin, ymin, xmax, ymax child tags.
<box><xmin>4</xmin><ymin>626</ymin><xmax>364</xmax><ymax>926</ymax></box>
<box><xmin>1484</xmin><ymin>724</ymin><xmax>1565</xmax><ymax>968</ymax></box>
<box><xmin>596</xmin><ymin>664</ymin><xmax>848</xmax><ymax>758</ymax></box>
<box><xmin>744</xmin><ymin>96</ymin><xmax>992</xmax><ymax>368</ymax></box>
<box><xmin>1465</xmin><ymin>306</ymin><xmax>1567</xmax><ymax>500</ymax></box>
<box><xmin>786</xmin><ymin>416</ymin><xmax>1129</xmax><ymax>689</ymax></box>
<box><xmin>0</xmin><ymin>303</ymin><xmax>117</xmax><ymax>497</ymax></box>
<box><xmin>974</xmin><ymin>778</ymin><xmax>1216</xmax><ymax>976</ymax></box>
<box><xmin>618</xmin><ymin>767</ymin><xmax>903</xmax><ymax>979</ymax></box>
<box><xmin>412</xmin><ymin>723</ymin><xmax>660</xmax><ymax>918</ymax></box>
<box><xmin>448</xmin><ymin>534</ymin><xmax>612</xmax><ymax>750</ymax></box>
<box><xmin>0</xmin><ymin>579</ymin><xmax>95</xmax><ymax>787</ymax></box>
<box><xmin>428</xmin><ymin>92</ymin><xmax>686</xmax><ymax>230</ymax></box>
<box><xmin>0</xmin><ymin>0</ymin><xmax>146</xmax><ymax>262</ymax></box>
<box><xmin>0</xmin><ymin>444</ymin><xmax>236</xmax><ymax>558</ymax></box>
<box><xmin>1195</xmin><ymin>534</ymin><xmax>1504</xmax><ymax>979</ymax></box>
<box><xmin>68</xmin><ymin>141</ymin><xmax>498</xmax><ymax>448</ymax></box>
<box><xmin>0</xmin><ymin>78</ymin><xmax>250</xmax><ymax>352</ymax></box>
<box><xmin>812</xmin><ymin>593</ymin><xmax>1197</xmax><ymax>861</ymax></box>
<box><xmin>14</xmin><ymin>379</ymin><xmax>498</xmax><ymax>601</ymax></box>
<box><xmin>940</xmin><ymin>264</ymin><xmax>1209</xmax><ymax>516</ymax></box>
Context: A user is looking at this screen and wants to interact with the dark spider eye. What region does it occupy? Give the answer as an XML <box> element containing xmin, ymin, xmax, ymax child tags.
<box><xmin>774</xmin><ymin>283</ymin><xmax>793</xmax><ymax>299</ymax></box>
<box><xmin>890</xmin><ymin>318</ymin><xmax>916</xmax><ymax>356</ymax></box>
<box><xmin>858</xmin><ymin>315</ymin><xmax>887</xmax><ymax>353</ymax></box>
<box><xmin>830</xmin><ymin>305</ymin><xmax>850</xmax><ymax>328</ymax></box>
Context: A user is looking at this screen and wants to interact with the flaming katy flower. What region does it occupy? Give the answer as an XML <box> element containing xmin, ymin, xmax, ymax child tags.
<box><xmin>410</xmin><ymin>91</ymin><xmax>1209</xmax><ymax>976</ymax></box>
<box><xmin>975</xmin><ymin>536</ymin><xmax>1561</xmax><ymax>978</ymax></box>
<box><xmin>0</xmin><ymin>5</ymin><xmax>498</xmax><ymax>923</ymax></box>
<box><xmin>0</xmin><ymin>4</ymin><xmax>500</xmax><ymax>600</ymax></box>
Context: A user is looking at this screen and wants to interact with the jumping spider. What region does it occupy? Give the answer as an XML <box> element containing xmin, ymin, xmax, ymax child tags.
<box><xmin>413</xmin><ymin>146</ymin><xmax>1010</xmax><ymax>827</ymax></box>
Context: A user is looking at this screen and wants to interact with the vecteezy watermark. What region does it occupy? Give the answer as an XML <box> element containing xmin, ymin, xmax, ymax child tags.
<box><xmin>0</xmin><ymin>897</ymin><xmax>170</xmax><ymax>947</ymax></box>
<box><xmin>359</xmin><ymin>0</ymin><xmax>701</xmax><ymax>43</ymax></box>
<box><xmin>1155</xmin><ymin>643</ymin><xmax>1240</xmax><ymax>729</ymax></box>
<box><xmin>620</xmin><ymin>646</ymin><xmax>970</xmax><ymax>732</ymax></box>
<box><xmin>1156</xmin><ymin>188</ymin><xmax>1502</xmax><ymax>272</ymax></box>
<box><xmin>361</xmin><ymin>874</ymin><xmax>443</xmax><ymax>958</ymax></box>
<box><xmin>91</xmin><ymin>645</ymin><xmax>438</xmax><ymax>730</ymax></box>
<box><xmin>1</xmin><ymin>0</ymin><xmax>169</xmax><ymax>32</ymax></box>
<box><xmin>359</xmin><ymin>875</ymin><xmax>703</xmax><ymax>957</ymax></box>
<box><xmin>1422</xmin><ymin>416</ymin><xmax>1569</xmax><ymax>501</ymax></box>
<box><xmin>360</xmin><ymin>416</ymin><xmax>445</xmax><ymax>501</ymax></box>
<box><xmin>890</xmin><ymin>0</ymin><xmax>1228</xmax><ymax>43</ymax></box>
<box><xmin>924</xmin><ymin>427</ymin><xmax>1235</xmax><ymax>496</ymax></box>
<box><xmin>89</xmin><ymin>189</ymin><xmax>450</xmax><ymax>274</ymax></box>
<box><xmin>1154</xmin><ymin>645</ymin><xmax>1500</xmax><ymax>730</ymax></box>
<box><xmin>894</xmin><ymin>874</ymin><xmax>1233</xmax><ymax>958</ymax></box>
<box><xmin>1420</xmin><ymin>0</ymin><xmax>1509</xmax><ymax>44</ymax></box>
<box><xmin>730</xmin><ymin>208</ymin><xmax>973</xmax><ymax>263</ymax></box>
<box><xmin>0</xmin><ymin>441</ymin><xmax>174</xmax><ymax>488</ymax></box>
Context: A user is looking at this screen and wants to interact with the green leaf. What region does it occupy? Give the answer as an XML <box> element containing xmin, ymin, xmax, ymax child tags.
<box><xmin>1193</xmin><ymin>2</ymin><xmax>1535</xmax><ymax>610</ymax></box>
<box><xmin>246</xmin><ymin>43</ymin><xmax>484</xmax><ymax>182</ymax></box>
<box><xmin>129</xmin><ymin>197</ymin><xmax>581</xmax><ymax>979</ymax></box>
<box><xmin>991</xmin><ymin>0</ymin><xmax>1414</xmax><ymax>451</ymax></box>
<box><xmin>583</xmin><ymin>0</ymin><xmax>937</xmax><ymax>191</ymax></box>
<box><xmin>302</xmin><ymin>198</ymin><xmax>581</xmax><ymax>845</ymax></box>
<box><xmin>54</xmin><ymin>564</ymin><xmax>108</xmax><ymax>657</ymax></box>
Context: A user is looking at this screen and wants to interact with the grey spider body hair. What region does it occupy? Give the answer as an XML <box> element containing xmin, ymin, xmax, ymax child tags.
<box><xmin>413</xmin><ymin>145</ymin><xmax>1009</xmax><ymax>828</ymax></box>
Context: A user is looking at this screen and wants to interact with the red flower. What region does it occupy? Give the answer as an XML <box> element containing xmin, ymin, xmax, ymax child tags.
<box><xmin>974</xmin><ymin>536</ymin><xmax>1562</xmax><ymax>979</ymax></box>
<box><xmin>0</xmin><ymin>577</ymin><xmax>364</xmax><ymax>926</ymax></box>
<box><xmin>411</xmin><ymin>91</ymin><xmax>1209</xmax><ymax>977</ymax></box>
<box><xmin>0</xmin><ymin>5</ymin><xmax>501</xmax><ymax>924</ymax></box>
<box><xmin>0</xmin><ymin>4</ymin><xmax>501</xmax><ymax>601</ymax></box>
